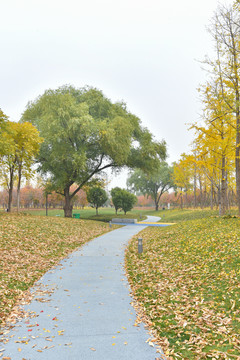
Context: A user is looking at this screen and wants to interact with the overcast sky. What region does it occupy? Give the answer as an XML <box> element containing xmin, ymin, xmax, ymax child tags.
<box><xmin>0</xmin><ymin>0</ymin><xmax>233</xmax><ymax>188</ymax></box>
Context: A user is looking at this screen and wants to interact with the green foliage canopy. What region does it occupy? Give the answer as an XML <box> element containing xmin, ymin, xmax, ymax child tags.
<box><xmin>111</xmin><ymin>187</ymin><xmax>137</xmax><ymax>214</ymax></box>
<box><xmin>120</xmin><ymin>189</ymin><xmax>137</xmax><ymax>214</ymax></box>
<box><xmin>21</xmin><ymin>85</ymin><xmax>166</xmax><ymax>217</ymax></box>
<box><xmin>127</xmin><ymin>161</ymin><xmax>174</xmax><ymax>211</ymax></box>
<box><xmin>87</xmin><ymin>186</ymin><xmax>108</xmax><ymax>215</ymax></box>
<box><xmin>111</xmin><ymin>187</ymin><xmax>123</xmax><ymax>214</ymax></box>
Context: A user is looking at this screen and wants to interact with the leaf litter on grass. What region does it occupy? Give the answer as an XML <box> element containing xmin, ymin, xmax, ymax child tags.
<box><xmin>126</xmin><ymin>217</ymin><xmax>240</xmax><ymax>359</ymax></box>
<box><xmin>0</xmin><ymin>213</ymin><xmax>115</xmax><ymax>328</ymax></box>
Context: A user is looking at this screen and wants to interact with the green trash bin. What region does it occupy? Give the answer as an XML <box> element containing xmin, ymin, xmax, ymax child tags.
<box><xmin>73</xmin><ymin>213</ymin><xmax>80</xmax><ymax>219</ymax></box>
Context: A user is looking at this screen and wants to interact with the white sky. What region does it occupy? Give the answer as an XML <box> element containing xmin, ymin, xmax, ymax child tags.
<box><xmin>0</xmin><ymin>0</ymin><xmax>233</xmax><ymax>188</ymax></box>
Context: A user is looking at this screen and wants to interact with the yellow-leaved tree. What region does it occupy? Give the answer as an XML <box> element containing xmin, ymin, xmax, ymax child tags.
<box><xmin>173</xmin><ymin>154</ymin><xmax>192</xmax><ymax>209</ymax></box>
<box><xmin>191</xmin><ymin>80</ymin><xmax>235</xmax><ymax>215</ymax></box>
<box><xmin>0</xmin><ymin>121</ymin><xmax>43</xmax><ymax>211</ymax></box>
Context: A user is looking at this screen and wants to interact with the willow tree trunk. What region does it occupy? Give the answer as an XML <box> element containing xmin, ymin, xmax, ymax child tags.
<box><xmin>63</xmin><ymin>187</ymin><xmax>73</xmax><ymax>217</ymax></box>
<box><xmin>154</xmin><ymin>190</ymin><xmax>159</xmax><ymax>211</ymax></box>
<box><xmin>46</xmin><ymin>193</ymin><xmax>48</xmax><ymax>216</ymax></box>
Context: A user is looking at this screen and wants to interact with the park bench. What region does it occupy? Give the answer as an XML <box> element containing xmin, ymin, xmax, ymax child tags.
<box><xmin>112</xmin><ymin>218</ymin><xmax>137</xmax><ymax>223</ymax></box>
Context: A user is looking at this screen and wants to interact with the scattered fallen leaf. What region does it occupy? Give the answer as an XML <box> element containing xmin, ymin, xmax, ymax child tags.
<box><xmin>0</xmin><ymin>214</ymin><xmax>112</xmax><ymax>328</ymax></box>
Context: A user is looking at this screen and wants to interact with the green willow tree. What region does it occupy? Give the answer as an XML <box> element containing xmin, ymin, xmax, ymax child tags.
<box><xmin>22</xmin><ymin>85</ymin><xmax>166</xmax><ymax>217</ymax></box>
<box><xmin>127</xmin><ymin>162</ymin><xmax>174</xmax><ymax>211</ymax></box>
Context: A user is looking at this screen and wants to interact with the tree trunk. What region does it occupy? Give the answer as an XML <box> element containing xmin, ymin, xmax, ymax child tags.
<box><xmin>218</xmin><ymin>187</ymin><xmax>222</xmax><ymax>216</ymax></box>
<box><xmin>199</xmin><ymin>176</ymin><xmax>203</xmax><ymax>209</ymax></box>
<box><xmin>220</xmin><ymin>155</ymin><xmax>227</xmax><ymax>216</ymax></box>
<box><xmin>8</xmin><ymin>167</ymin><xmax>14</xmax><ymax>212</ymax></box>
<box><xmin>180</xmin><ymin>188</ymin><xmax>183</xmax><ymax>209</ymax></box>
<box><xmin>154</xmin><ymin>190</ymin><xmax>158</xmax><ymax>211</ymax></box>
<box><xmin>63</xmin><ymin>187</ymin><xmax>73</xmax><ymax>217</ymax></box>
<box><xmin>194</xmin><ymin>162</ymin><xmax>197</xmax><ymax>208</ymax></box>
<box><xmin>46</xmin><ymin>193</ymin><xmax>48</xmax><ymax>216</ymax></box>
<box><xmin>210</xmin><ymin>180</ymin><xmax>213</xmax><ymax>210</ymax></box>
<box><xmin>231</xmin><ymin>26</ymin><xmax>240</xmax><ymax>215</ymax></box>
<box><xmin>203</xmin><ymin>174</ymin><xmax>207</xmax><ymax>208</ymax></box>
<box><xmin>17</xmin><ymin>164</ymin><xmax>22</xmax><ymax>212</ymax></box>
<box><xmin>236</xmin><ymin>119</ymin><xmax>240</xmax><ymax>214</ymax></box>
<box><xmin>96</xmin><ymin>207</ymin><xmax>98</xmax><ymax>215</ymax></box>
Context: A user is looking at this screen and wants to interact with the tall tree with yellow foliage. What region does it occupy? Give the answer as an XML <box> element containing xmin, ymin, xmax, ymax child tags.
<box><xmin>173</xmin><ymin>154</ymin><xmax>192</xmax><ymax>209</ymax></box>
<box><xmin>0</xmin><ymin>122</ymin><xmax>42</xmax><ymax>211</ymax></box>
<box><xmin>203</xmin><ymin>2</ymin><xmax>240</xmax><ymax>213</ymax></box>
<box><xmin>192</xmin><ymin>80</ymin><xmax>235</xmax><ymax>215</ymax></box>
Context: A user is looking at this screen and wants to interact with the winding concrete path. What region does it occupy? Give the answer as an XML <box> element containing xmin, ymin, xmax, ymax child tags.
<box><xmin>1</xmin><ymin>217</ymin><xmax>166</xmax><ymax>359</ymax></box>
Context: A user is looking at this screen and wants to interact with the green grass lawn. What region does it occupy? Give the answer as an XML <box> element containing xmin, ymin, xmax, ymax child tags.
<box><xmin>126</xmin><ymin>215</ymin><xmax>240</xmax><ymax>359</ymax></box>
<box><xmin>146</xmin><ymin>208</ymin><xmax>238</xmax><ymax>223</ymax></box>
<box><xmin>0</xmin><ymin>213</ymin><xmax>117</xmax><ymax>327</ymax></box>
<box><xmin>21</xmin><ymin>207</ymin><xmax>149</xmax><ymax>221</ymax></box>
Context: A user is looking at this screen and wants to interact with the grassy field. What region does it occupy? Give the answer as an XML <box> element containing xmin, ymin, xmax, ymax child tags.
<box><xmin>0</xmin><ymin>213</ymin><xmax>116</xmax><ymax>327</ymax></box>
<box><xmin>20</xmin><ymin>206</ymin><xmax>235</xmax><ymax>223</ymax></box>
<box><xmin>147</xmin><ymin>208</ymin><xmax>238</xmax><ymax>223</ymax></box>
<box><xmin>126</xmin><ymin>215</ymin><xmax>240</xmax><ymax>359</ymax></box>
<box><xmin>1</xmin><ymin>207</ymin><xmax>239</xmax><ymax>359</ymax></box>
<box><xmin>20</xmin><ymin>207</ymin><xmax>149</xmax><ymax>222</ymax></box>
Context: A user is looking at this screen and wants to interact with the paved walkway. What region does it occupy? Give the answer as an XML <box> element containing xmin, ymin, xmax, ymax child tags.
<box><xmin>1</xmin><ymin>217</ymin><xmax>166</xmax><ymax>359</ymax></box>
<box><xmin>111</xmin><ymin>215</ymin><xmax>174</xmax><ymax>227</ymax></box>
